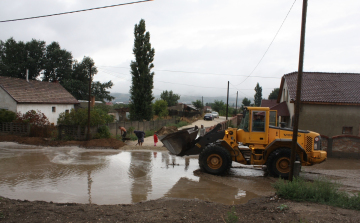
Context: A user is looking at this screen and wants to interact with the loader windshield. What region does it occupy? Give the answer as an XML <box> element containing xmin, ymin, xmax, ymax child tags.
<box><xmin>239</xmin><ymin>109</ymin><xmax>249</xmax><ymax>132</ymax></box>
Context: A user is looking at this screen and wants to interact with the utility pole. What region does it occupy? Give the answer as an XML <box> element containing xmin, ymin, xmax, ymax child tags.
<box><xmin>202</xmin><ymin>96</ymin><xmax>203</xmax><ymax>112</ymax></box>
<box><xmin>235</xmin><ymin>91</ymin><xmax>238</xmax><ymax>115</ymax></box>
<box><xmin>87</xmin><ymin>64</ymin><xmax>92</xmax><ymax>141</ymax></box>
<box><xmin>289</xmin><ymin>0</ymin><xmax>308</xmax><ymax>181</ymax></box>
<box><xmin>226</xmin><ymin>81</ymin><xmax>229</xmax><ymax>120</ymax></box>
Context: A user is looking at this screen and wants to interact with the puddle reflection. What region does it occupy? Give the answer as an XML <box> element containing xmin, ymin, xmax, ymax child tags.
<box><xmin>0</xmin><ymin>144</ymin><xmax>275</xmax><ymax>205</ymax></box>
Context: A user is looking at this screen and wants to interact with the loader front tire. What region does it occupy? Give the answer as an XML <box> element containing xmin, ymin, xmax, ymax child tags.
<box><xmin>266</xmin><ymin>148</ymin><xmax>293</xmax><ymax>179</ymax></box>
<box><xmin>199</xmin><ymin>145</ymin><xmax>231</xmax><ymax>175</ymax></box>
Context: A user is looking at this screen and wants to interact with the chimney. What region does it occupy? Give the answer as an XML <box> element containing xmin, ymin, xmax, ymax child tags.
<box><xmin>26</xmin><ymin>69</ymin><xmax>29</xmax><ymax>82</ymax></box>
<box><xmin>90</xmin><ymin>96</ymin><xmax>95</xmax><ymax>108</ymax></box>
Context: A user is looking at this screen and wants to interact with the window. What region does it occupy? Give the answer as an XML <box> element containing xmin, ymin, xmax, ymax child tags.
<box><xmin>65</xmin><ymin>109</ymin><xmax>69</xmax><ymax>114</ymax></box>
<box><xmin>252</xmin><ymin>111</ymin><xmax>265</xmax><ymax>132</ymax></box>
<box><xmin>342</xmin><ymin>127</ymin><xmax>353</xmax><ymax>135</ymax></box>
<box><xmin>239</xmin><ymin>110</ymin><xmax>249</xmax><ymax>132</ymax></box>
<box><xmin>52</xmin><ymin>107</ymin><xmax>56</xmax><ymax>112</ymax></box>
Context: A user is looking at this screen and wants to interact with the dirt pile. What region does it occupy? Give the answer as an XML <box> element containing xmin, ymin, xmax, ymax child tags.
<box><xmin>156</xmin><ymin>126</ymin><xmax>178</xmax><ymax>135</ymax></box>
<box><xmin>0</xmin><ymin>135</ymin><xmax>125</xmax><ymax>149</ymax></box>
<box><xmin>1</xmin><ymin>195</ymin><xmax>359</xmax><ymax>223</ymax></box>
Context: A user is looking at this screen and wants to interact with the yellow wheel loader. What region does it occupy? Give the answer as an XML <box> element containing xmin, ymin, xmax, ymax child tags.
<box><xmin>160</xmin><ymin>107</ymin><xmax>327</xmax><ymax>178</ymax></box>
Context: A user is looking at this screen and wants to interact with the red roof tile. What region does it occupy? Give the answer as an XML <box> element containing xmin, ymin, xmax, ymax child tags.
<box><xmin>0</xmin><ymin>76</ymin><xmax>79</xmax><ymax>104</ymax></box>
<box><xmin>282</xmin><ymin>72</ymin><xmax>360</xmax><ymax>104</ymax></box>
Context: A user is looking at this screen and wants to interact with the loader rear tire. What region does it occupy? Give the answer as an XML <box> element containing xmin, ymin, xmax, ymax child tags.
<box><xmin>199</xmin><ymin>145</ymin><xmax>231</xmax><ymax>175</ymax></box>
<box><xmin>267</xmin><ymin>148</ymin><xmax>297</xmax><ymax>179</ymax></box>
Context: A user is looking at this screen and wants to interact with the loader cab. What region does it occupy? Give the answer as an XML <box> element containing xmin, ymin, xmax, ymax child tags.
<box><xmin>238</xmin><ymin>107</ymin><xmax>276</xmax><ymax>145</ymax></box>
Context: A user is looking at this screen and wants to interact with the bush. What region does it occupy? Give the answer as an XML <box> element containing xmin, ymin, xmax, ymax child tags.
<box><xmin>273</xmin><ymin>177</ymin><xmax>360</xmax><ymax>211</ymax></box>
<box><xmin>94</xmin><ymin>125</ymin><xmax>111</xmax><ymax>139</ymax></box>
<box><xmin>16</xmin><ymin>110</ymin><xmax>50</xmax><ymax>126</ymax></box>
<box><xmin>57</xmin><ymin>107</ymin><xmax>114</xmax><ymax>126</ymax></box>
<box><xmin>0</xmin><ymin>109</ymin><xmax>17</xmax><ymax>123</ymax></box>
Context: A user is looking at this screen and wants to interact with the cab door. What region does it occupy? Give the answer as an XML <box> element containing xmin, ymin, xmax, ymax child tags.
<box><xmin>249</xmin><ymin>110</ymin><xmax>268</xmax><ymax>144</ymax></box>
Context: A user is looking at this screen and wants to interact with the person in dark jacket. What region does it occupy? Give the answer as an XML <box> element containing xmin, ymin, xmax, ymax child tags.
<box><xmin>134</xmin><ymin>130</ymin><xmax>145</xmax><ymax>146</ymax></box>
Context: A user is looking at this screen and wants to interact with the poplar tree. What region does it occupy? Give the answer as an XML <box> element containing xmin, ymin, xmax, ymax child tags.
<box><xmin>129</xmin><ymin>19</ymin><xmax>155</xmax><ymax>121</ymax></box>
<box><xmin>254</xmin><ymin>83</ymin><xmax>262</xmax><ymax>106</ymax></box>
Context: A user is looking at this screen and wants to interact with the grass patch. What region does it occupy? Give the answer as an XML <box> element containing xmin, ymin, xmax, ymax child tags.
<box><xmin>273</xmin><ymin>177</ymin><xmax>360</xmax><ymax>211</ymax></box>
<box><xmin>224</xmin><ymin>206</ymin><xmax>238</xmax><ymax>223</ymax></box>
<box><xmin>167</xmin><ymin>121</ymin><xmax>189</xmax><ymax>128</ymax></box>
<box><xmin>145</xmin><ymin>130</ymin><xmax>155</xmax><ymax>137</ymax></box>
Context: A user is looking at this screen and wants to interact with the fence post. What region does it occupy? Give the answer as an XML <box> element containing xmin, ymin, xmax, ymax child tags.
<box><xmin>27</xmin><ymin>123</ymin><xmax>30</xmax><ymax>136</ymax></box>
<box><xmin>327</xmin><ymin>137</ymin><xmax>333</xmax><ymax>157</ymax></box>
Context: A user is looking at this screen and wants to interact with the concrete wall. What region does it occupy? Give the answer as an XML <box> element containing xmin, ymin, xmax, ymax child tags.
<box><xmin>17</xmin><ymin>104</ymin><xmax>75</xmax><ymax>125</ymax></box>
<box><xmin>299</xmin><ymin>104</ymin><xmax>360</xmax><ymax>137</ymax></box>
<box><xmin>321</xmin><ymin>135</ymin><xmax>360</xmax><ymax>159</ymax></box>
<box><xmin>0</xmin><ymin>87</ymin><xmax>17</xmax><ymax>112</ymax></box>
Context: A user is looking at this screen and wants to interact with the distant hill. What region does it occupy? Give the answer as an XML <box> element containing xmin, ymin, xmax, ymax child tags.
<box><xmin>110</xmin><ymin>93</ymin><xmax>246</xmax><ymax>107</ymax></box>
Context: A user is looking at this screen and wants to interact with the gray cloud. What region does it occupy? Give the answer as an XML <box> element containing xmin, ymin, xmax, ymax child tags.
<box><xmin>1</xmin><ymin>0</ymin><xmax>359</xmax><ymax>101</ymax></box>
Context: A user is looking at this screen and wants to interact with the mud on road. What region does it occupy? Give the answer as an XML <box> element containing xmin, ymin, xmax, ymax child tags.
<box><xmin>0</xmin><ymin>135</ymin><xmax>360</xmax><ymax>222</ymax></box>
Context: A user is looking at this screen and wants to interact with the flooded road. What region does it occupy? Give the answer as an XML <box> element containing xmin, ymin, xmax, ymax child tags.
<box><xmin>0</xmin><ymin>142</ymin><xmax>275</xmax><ymax>205</ymax></box>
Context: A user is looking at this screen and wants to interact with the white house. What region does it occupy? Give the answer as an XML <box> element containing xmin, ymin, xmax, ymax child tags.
<box><xmin>0</xmin><ymin>76</ymin><xmax>79</xmax><ymax>125</ymax></box>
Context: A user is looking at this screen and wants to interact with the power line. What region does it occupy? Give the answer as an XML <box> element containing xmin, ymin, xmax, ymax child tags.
<box><xmin>97</xmin><ymin>65</ymin><xmax>282</xmax><ymax>79</ymax></box>
<box><xmin>236</xmin><ymin>0</ymin><xmax>297</xmax><ymax>86</ymax></box>
<box><xmin>0</xmin><ymin>0</ymin><xmax>153</xmax><ymax>23</ymax></box>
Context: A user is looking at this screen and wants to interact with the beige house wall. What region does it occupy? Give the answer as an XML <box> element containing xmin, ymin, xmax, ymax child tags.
<box><xmin>0</xmin><ymin>87</ymin><xmax>17</xmax><ymax>112</ymax></box>
<box><xmin>298</xmin><ymin>104</ymin><xmax>360</xmax><ymax>137</ymax></box>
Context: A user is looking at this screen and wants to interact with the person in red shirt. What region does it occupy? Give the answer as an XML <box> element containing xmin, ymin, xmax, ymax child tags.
<box><xmin>153</xmin><ymin>133</ymin><xmax>158</xmax><ymax>146</ymax></box>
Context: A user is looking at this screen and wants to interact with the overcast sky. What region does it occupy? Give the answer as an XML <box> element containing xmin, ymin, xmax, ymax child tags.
<box><xmin>1</xmin><ymin>0</ymin><xmax>359</xmax><ymax>102</ymax></box>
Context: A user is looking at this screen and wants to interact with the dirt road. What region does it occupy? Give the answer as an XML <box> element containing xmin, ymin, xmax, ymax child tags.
<box><xmin>0</xmin><ymin>136</ymin><xmax>359</xmax><ymax>222</ymax></box>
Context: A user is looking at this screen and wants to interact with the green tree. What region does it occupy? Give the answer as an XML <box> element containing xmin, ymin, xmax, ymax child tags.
<box><xmin>153</xmin><ymin>99</ymin><xmax>168</xmax><ymax>117</ymax></box>
<box><xmin>212</xmin><ymin>100</ymin><xmax>225</xmax><ymax>113</ymax></box>
<box><xmin>92</xmin><ymin>80</ymin><xmax>115</xmax><ymax>102</ymax></box>
<box><xmin>254</xmin><ymin>83</ymin><xmax>262</xmax><ymax>106</ymax></box>
<box><xmin>0</xmin><ymin>38</ymin><xmax>28</xmax><ymax>79</ymax></box>
<box><xmin>25</xmin><ymin>39</ymin><xmax>46</xmax><ymax>79</ymax></box>
<box><xmin>129</xmin><ymin>19</ymin><xmax>155</xmax><ymax>121</ymax></box>
<box><xmin>268</xmin><ymin>88</ymin><xmax>280</xmax><ymax>100</ymax></box>
<box><xmin>160</xmin><ymin>90</ymin><xmax>180</xmax><ymax>107</ymax></box>
<box><xmin>242</xmin><ymin>97</ymin><xmax>251</xmax><ymax>106</ymax></box>
<box><xmin>192</xmin><ymin>100</ymin><xmax>204</xmax><ymax>111</ymax></box>
<box><xmin>43</xmin><ymin>41</ymin><xmax>73</xmax><ymax>82</ymax></box>
<box><xmin>61</xmin><ymin>56</ymin><xmax>114</xmax><ymax>102</ymax></box>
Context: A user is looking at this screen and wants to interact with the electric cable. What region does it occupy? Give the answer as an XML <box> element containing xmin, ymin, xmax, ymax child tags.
<box><xmin>0</xmin><ymin>0</ymin><xmax>153</xmax><ymax>23</ymax></box>
<box><xmin>236</xmin><ymin>0</ymin><xmax>297</xmax><ymax>86</ymax></box>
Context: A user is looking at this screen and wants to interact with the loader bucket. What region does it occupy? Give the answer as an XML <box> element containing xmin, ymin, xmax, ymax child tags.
<box><xmin>159</xmin><ymin>127</ymin><xmax>199</xmax><ymax>156</ymax></box>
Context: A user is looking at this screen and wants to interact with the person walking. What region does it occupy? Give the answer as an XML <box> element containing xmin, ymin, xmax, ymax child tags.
<box><xmin>153</xmin><ymin>133</ymin><xmax>158</xmax><ymax>146</ymax></box>
<box><xmin>134</xmin><ymin>130</ymin><xmax>145</xmax><ymax>146</ymax></box>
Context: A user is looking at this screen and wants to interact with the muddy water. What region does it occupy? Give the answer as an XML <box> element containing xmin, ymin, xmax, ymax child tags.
<box><xmin>0</xmin><ymin>143</ymin><xmax>275</xmax><ymax>205</ymax></box>
<box><xmin>302</xmin><ymin>158</ymin><xmax>360</xmax><ymax>193</ymax></box>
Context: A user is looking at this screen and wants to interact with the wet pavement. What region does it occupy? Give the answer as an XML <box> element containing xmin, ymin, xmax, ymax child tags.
<box><xmin>0</xmin><ymin>142</ymin><xmax>275</xmax><ymax>205</ymax></box>
<box><xmin>1</xmin><ymin>142</ymin><xmax>359</xmax><ymax>205</ymax></box>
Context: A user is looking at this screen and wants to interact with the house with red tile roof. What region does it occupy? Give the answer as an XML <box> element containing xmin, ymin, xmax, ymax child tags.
<box><xmin>0</xmin><ymin>76</ymin><xmax>79</xmax><ymax>125</ymax></box>
<box><xmin>260</xmin><ymin>99</ymin><xmax>290</xmax><ymax>126</ymax></box>
<box><xmin>277</xmin><ymin>72</ymin><xmax>360</xmax><ymax>137</ymax></box>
